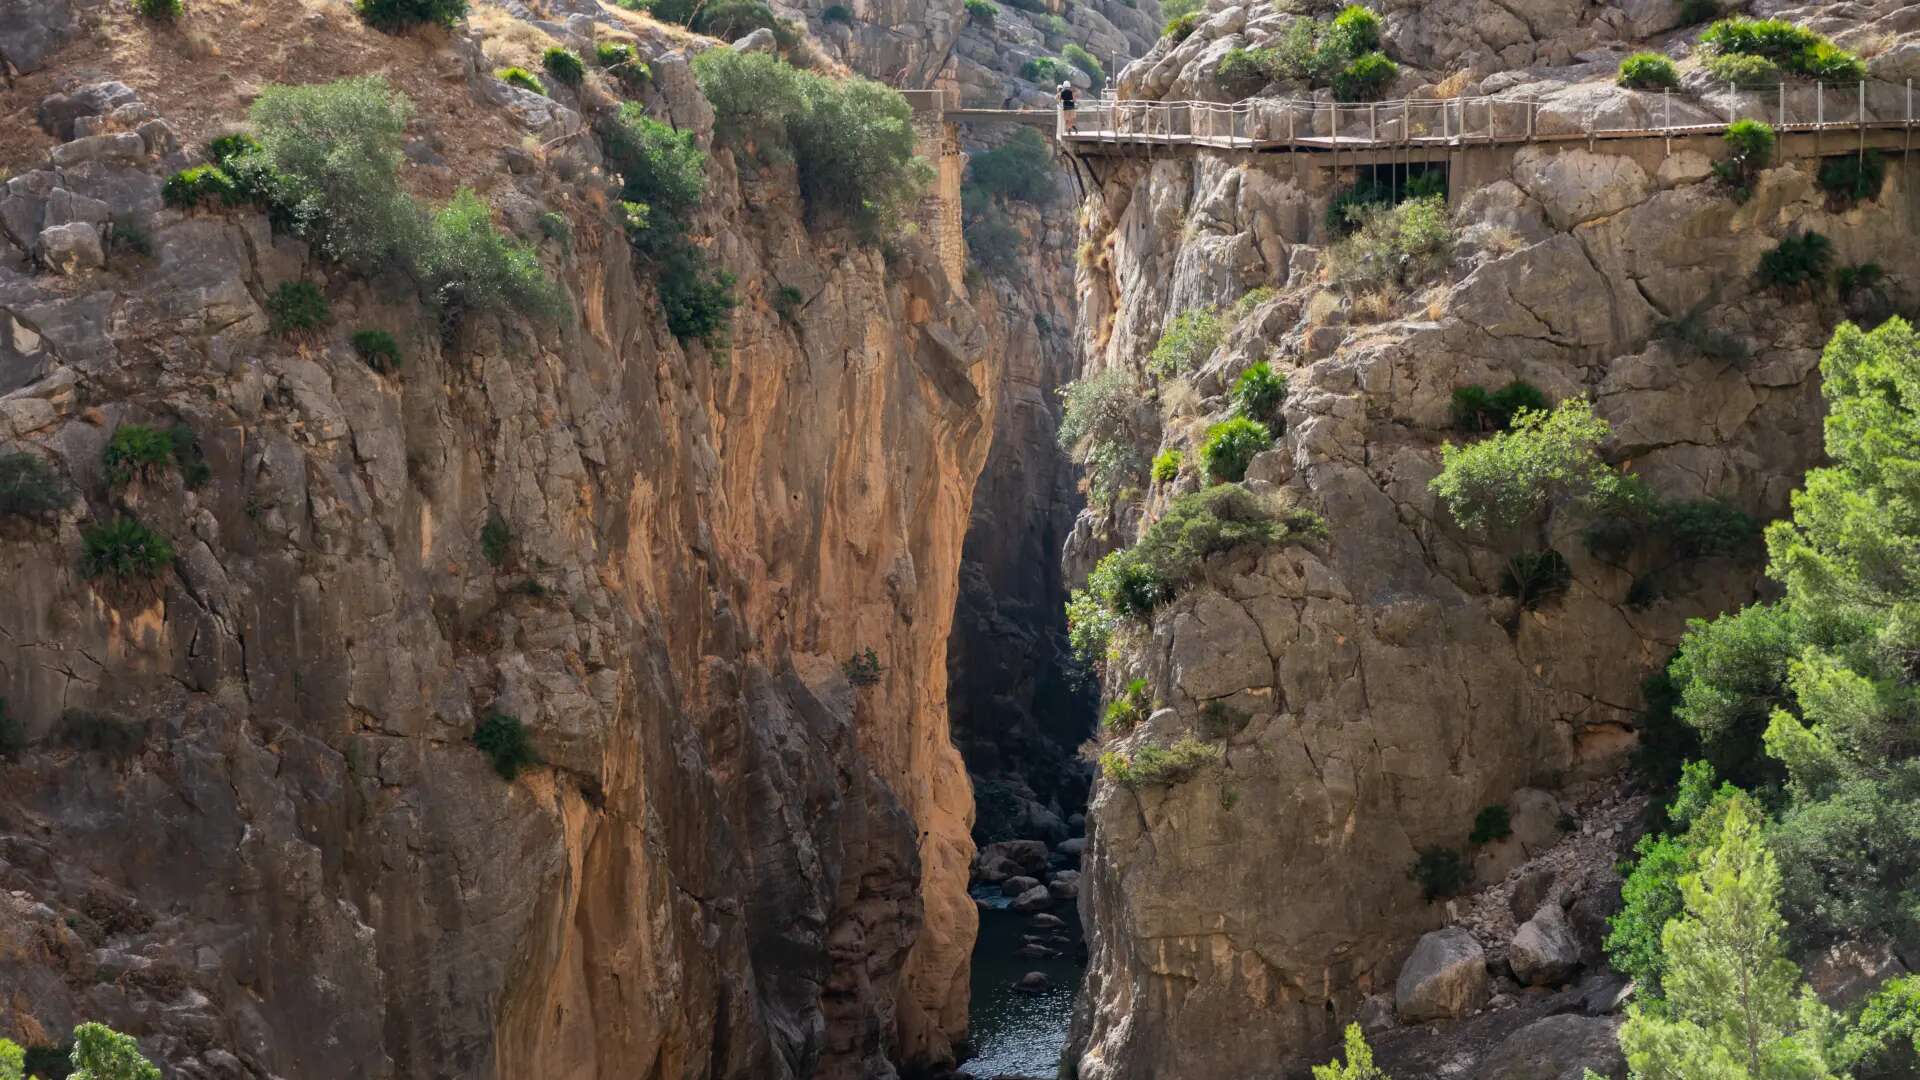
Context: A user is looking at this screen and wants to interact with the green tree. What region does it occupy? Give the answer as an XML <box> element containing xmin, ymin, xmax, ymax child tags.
<box><xmin>1428</xmin><ymin>398</ymin><xmax>1626</xmax><ymax>534</ymax></box>
<box><xmin>0</xmin><ymin>1038</ymin><xmax>22</xmax><ymax>1080</ymax></box>
<box><xmin>70</xmin><ymin>1024</ymin><xmax>160</xmax><ymax>1080</ymax></box>
<box><xmin>1618</xmin><ymin>801</ymin><xmax>1843</xmax><ymax>1080</ymax></box>
<box><xmin>1313</xmin><ymin>1023</ymin><xmax>1391</xmax><ymax>1080</ymax></box>
<box><xmin>1668</xmin><ymin>318</ymin><xmax>1920</xmax><ymax>951</ymax></box>
<box><xmin>243</xmin><ymin>76</ymin><xmax>415</xmax><ymax>271</ymax></box>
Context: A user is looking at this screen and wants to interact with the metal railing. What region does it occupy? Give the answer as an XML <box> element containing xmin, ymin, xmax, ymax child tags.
<box><xmin>1057</xmin><ymin>80</ymin><xmax>1919</xmax><ymax>152</ymax></box>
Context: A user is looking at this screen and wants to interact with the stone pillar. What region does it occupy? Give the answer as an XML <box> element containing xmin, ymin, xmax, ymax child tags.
<box><xmin>912</xmin><ymin>114</ymin><xmax>967</xmax><ymax>291</ymax></box>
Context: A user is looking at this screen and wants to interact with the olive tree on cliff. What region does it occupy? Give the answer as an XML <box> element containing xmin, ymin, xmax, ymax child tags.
<box><xmin>693</xmin><ymin>50</ymin><xmax>931</xmax><ymax>242</ymax></box>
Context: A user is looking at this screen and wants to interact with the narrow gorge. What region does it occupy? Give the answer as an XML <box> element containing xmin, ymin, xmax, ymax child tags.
<box><xmin>3</xmin><ymin>0</ymin><xmax>1919</xmax><ymax>1079</ymax></box>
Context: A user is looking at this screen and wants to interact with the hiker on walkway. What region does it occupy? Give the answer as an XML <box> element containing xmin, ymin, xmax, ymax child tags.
<box><xmin>1057</xmin><ymin>80</ymin><xmax>1076</xmax><ymax>132</ymax></box>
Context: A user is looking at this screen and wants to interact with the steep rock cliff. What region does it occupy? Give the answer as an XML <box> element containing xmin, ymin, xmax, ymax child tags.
<box><xmin>0</xmin><ymin>3</ymin><xmax>993</xmax><ymax>1077</ymax></box>
<box><xmin>1061</xmin><ymin>14</ymin><xmax>1920</xmax><ymax>1074</ymax></box>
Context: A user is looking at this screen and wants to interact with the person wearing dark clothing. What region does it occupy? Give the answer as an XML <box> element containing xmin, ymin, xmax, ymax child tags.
<box><xmin>1057</xmin><ymin>81</ymin><xmax>1076</xmax><ymax>132</ymax></box>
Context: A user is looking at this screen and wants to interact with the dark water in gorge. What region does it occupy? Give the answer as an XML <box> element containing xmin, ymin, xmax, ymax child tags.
<box><xmin>960</xmin><ymin>884</ymin><xmax>1085</xmax><ymax>1078</ymax></box>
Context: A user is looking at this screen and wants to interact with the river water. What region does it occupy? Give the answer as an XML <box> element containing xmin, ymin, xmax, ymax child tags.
<box><xmin>960</xmin><ymin>884</ymin><xmax>1085</xmax><ymax>1078</ymax></box>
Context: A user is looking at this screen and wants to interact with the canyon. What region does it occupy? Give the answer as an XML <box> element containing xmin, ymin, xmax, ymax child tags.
<box><xmin>3</xmin><ymin>0</ymin><xmax>1919</xmax><ymax>1078</ymax></box>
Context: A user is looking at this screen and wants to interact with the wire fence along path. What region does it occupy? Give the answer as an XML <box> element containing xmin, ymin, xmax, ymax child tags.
<box><xmin>1054</xmin><ymin>80</ymin><xmax>1920</xmax><ymax>153</ymax></box>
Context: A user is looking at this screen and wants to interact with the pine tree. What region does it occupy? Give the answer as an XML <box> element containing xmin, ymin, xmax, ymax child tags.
<box><xmin>1617</xmin><ymin>801</ymin><xmax>1843</xmax><ymax>1080</ymax></box>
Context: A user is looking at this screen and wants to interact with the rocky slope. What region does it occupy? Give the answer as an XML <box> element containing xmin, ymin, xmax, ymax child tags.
<box><xmin>1061</xmin><ymin>3</ymin><xmax>1920</xmax><ymax>1076</ymax></box>
<box><xmin>0</xmin><ymin>2</ymin><xmax>999</xmax><ymax>1077</ymax></box>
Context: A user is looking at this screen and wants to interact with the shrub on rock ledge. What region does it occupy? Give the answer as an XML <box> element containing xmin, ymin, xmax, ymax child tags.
<box><xmin>0</xmin><ymin>453</ymin><xmax>69</xmax><ymax>519</ymax></box>
<box><xmin>473</xmin><ymin>713</ymin><xmax>537</xmax><ymax>780</ymax></box>
<box><xmin>80</xmin><ymin>518</ymin><xmax>174</xmax><ymax>582</ymax></box>
<box><xmin>542</xmin><ymin>47</ymin><xmax>585</xmax><ymax>89</ymax></box>
<box><xmin>1200</xmin><ymin>416</ymin><xmax>1272</xmax><ymax>483</ymax></box>
<box><xmin>1100</xmin><ymin>735</ymin><xmax>1221</xmax><ymax>788</ymax></box>
<box><xmin>1618</xmin><ymin>52</ymin><xmax>1679</xmax><ymax>90</ymax></box>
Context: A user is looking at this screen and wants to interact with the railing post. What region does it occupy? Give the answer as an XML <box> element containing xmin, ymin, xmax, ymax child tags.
<box><xmin>1664</xmin><ymin>87</ymin><xmax>1671</xmax><ymax>153</ymax></box>
<box><xmin>1370</xmin><ymin>101</ymin><xmax>1377</xmax><ymax>143</ymax></box>
<box><xmin>1817</xmin><ymin>81</ymin><xmax>1824</xmax><ymax>157</ymax></box>
<box><xmin>1406</xmin><ymin>97</ymin><xmax>1413</xmax><ymax>146</ymax></box>
<box><xmin>1527</xmin><ymin>97</ymin><xmax>1535</xmax><ymax>141</ymax></box>
<box><xmin>1778</xmin><ymin>82</ymin><xmax>1785</xmax><ymax>129</ymax></box>
<box><xmin>1442</xmin><ymin>97</ymin><xmax>1449</xmax><ymax>141</ymax></box>
<box><xmin>1860</xmin><ymin>80</ymin><xmax>1867</xmax><ymax>160</ymax></box>
<box><xmin>1727</xmin><ymin>82</ymin><xmax>1735</xmax><ymax>124</ymax></box>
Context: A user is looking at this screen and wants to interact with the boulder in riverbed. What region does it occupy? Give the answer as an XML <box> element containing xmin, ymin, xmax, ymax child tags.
<box><xmin>1510</xmin><ymin>903</ymin><xmax>1582</xmax><ymax>987</ymax></box>
<box><xmin>1010</xmin><ymin>885</ymin><xmax>1053</xmax><ymax>914</ymax></box>
<box><xmin>1395</xmin><ymin>928</ymin><xmax>1489</xmax><ymax>1022</ymax></box>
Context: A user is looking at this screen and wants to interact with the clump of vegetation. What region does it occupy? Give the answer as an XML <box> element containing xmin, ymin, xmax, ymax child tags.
<box><xmin>266</xmin><ymin>280</ymin><xmax>330</xmax><ymax>334</ymax></box>
<box><xmin>135</xmin><ymin>0</ymin><xmax>182</xmax><ymax>20</ymax></box>
<box><xmin>1617</xmin><ymin>52</ymin><xmax>1679</xmax><ymax>90</ymax></box>
<box><xmin>1327</xmin><ymin>195</ymin><xmax>1452</xmax><ymax>295</ymax></box>
<box><xmin>1062</xmin><ymin>43</ymin><xmax>1106</xmax><ymax>93</ymax></box>
<box><xmin>497</xmin><ymin>66</ymin><xmax>547</xmax><ymax>95</ymax></box>
<box><xmin>1757</xmin><ymin>231</ymin><xmax>1833</xmax><ymax>293</ymax></box>
<box><xmin>1231</xmin><ymin>361</ymin><xmax>1287</xmax><ymax>423</ymax></box>
<box><xmin>541</xmin><ymin>47</ymin><xmax>585</xmax><ymax>89</ymax></box>
<box><xmin>1066</xmin><ymin>484</ymin><xmax>1325</xmax><ymax>660</ymax></box>
<box><xmin>1410</xmin><ymin>847</ymin><xmax>1466</xmax><ymax>900</ymax></box>
<box><xmin>418</xmin><ymin>190</ymin><xmax>568</xmax><ymax>321</ymax></box>
<box><xmin>1701</xmin><ymin>16</ymin><xmax>1865</xmax><ymax>81</ymax></box>
<box><xmin>1147</xmin><ymin>308</ymin><xmax>1223</xmax><ymax>379</ymax></box>
<box><xmin>1429</xmin><ymin>398</ymin><xmax>1627</xmax><ymax>534</ymax></box>
<box><xmin>1152</xmin><ymin>448</ymin><xmax>1184</xmax><ymax>484</ymax></box>
<box><xmin>479</xmin><ymin>512</ymin><xmax>512</xmax><ymax>567</ymax></box>
<box><xmin>1021</xmin><ymin>56</ymin><xmax>1073</xmax><ymax>84</ymax></box>
<box><xmin>1449</xmin><ymin>380</ymin><xmax>1548</xmax><ymax>434</ymax></box>
<box><xmin>0</xmin><ymin>452</ymin><xmax>70</xmax><ymax>519</ymax></box>
<box><xmin>595</xmin><ymin>42</ymin><xmax>650</xmax><ymax>92</ymax></box>
<box><xmin>1313</xmin><ymin>1024</ymin><xmax>1391</xmax><ymax>1080</ymax></box>
<box><xmin>1817</xmin><ymin>151</ymin><xmax>1886</xmax><ymax>208</ymax></box>
<box><xmin>967</xmin><ymin>128</ymin><xmax>1055</xmax><ymax>204</ymax></box>
<box><xmin>1711</xmin><ymin>119</ymin><xmax>1774</xmax><ymax>201</ymax></box>
<box><xmin>1217</xmin><ymin>46</ymin><xmax>1280</xmax><ymax>91</ymax></box>
<box><xmin>1332</xmin><ymin>51</ymin><xmax>1397</xmax><ymax>101</ymax></box>
<box><xmin>843</xmin><ymin>647</ymin><xmax>884</xmax><ymax>687</ymax></box>
<box><xmin>824</xmin><ymin>3</ymin><xmax>855</xmax><ymax>22</ymax></box>
<box><xmin>1100</xmin><ymin>735</ymin><xmax>1222</xmax><ymax>788</ymax></box>
<box><xmin>1232</xmin><ymin>286</ymin><xmax>1277</xmax><ymax>318</ymax></box>
<box><xmin>1469</xmin><ymin>804</ymin><xmax>1512</xmax><ymax>845</ymax></box>
<box><xmin>474</xmin><ymin>712</ymin><xmax>538</xmax><ymax>780</ymax></box>
<box><xmin>1058</xmin><ymin>369</ymin><xmax>1140</xmax><ymax>501</ymax></box>
<box><xmin>161</xmin><ymin>165</ymin><xmax>240</xmax><ymax>210</ymax></box>
<box><xmin>1704</xmin><ymin>51</ymin><xmax>1781</xmax><ymax>88</ymax></box>
<box><xmin>167</xmin><ymin>426</ymin><xmax>210</xmax><ymax>489</ymax></box>
<box><xmin>1104</xmin><ymin>677</ymin><xmax>1151</xmax><ymax>731</ymax></box>
<box><xmin>351</xmin><ymin>329</ymin><xmax>401</xmax><ymax>372</ymax></box>
<box><xmin>1324</xmin><ymin>171</ymin><xmax>1444</xmax><ymax>235</ymax></box>
<box><xmin>694</xmin><ymin>51</ymin><xmax>932</xmax><ymax>242</ymax></box>
<box><xmin>355</xmin><ymin>0</ymin><xmax>467</xmax><ymax>30</ymax></box>
<box><xmin>1656</xmin><ymin>304</ymin><xmax>1750</xmax><ymax>364</ymax></box>
<box><xmin>80</xmin><ymin>518</ymin><xmax>174</xmax><ymax>582</ymax></box>
<box><xmin>1200</xmin><ymin>416</ymin><xmax>1272</xmax><ymax>483</ymax></box>
<box><xmin>102</xmin><ymin>425</ymin><xmax>174</xmax><ymax>488</ymax></box>
<box><xmin>1836</xmin><ymin>261</ymin><xmax>1885</xmax><ymax>304</ymax></box>
<box><xmin>596</xmin><ymin>103</ymin><xmax>730</xmax><ymax>343</ymax></box>
<box><xmin>964</xmin><ymin>0</ymin><xmax>996</xmax><ymax>25</ymax></box>
<box><xmin>1163</xmin><ymin>10</ymin><xmax>1200</xmax><ymax>41</ymax></box>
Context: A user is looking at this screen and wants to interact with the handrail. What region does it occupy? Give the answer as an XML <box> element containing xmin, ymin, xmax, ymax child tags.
<box><xmin>1053</xmin><ymin>79</ymin><xmax>1917</xmax><ymax>152</ymax></box>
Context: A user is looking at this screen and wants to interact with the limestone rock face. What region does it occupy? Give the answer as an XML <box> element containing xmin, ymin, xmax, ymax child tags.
<box><xmin>1510</xmin><ymin>903</ymin><xmax>1583</xmax><ymax>987</ymax></box>
<box><xmin>1394</xmin><ymin>929</ymin><xmax>1490</xmax><ymax>1023</ymax></box>
<box><xmin>1066</xmin><ymin>41</ymin><xmax>1920</xmax><ymax>1079</ymax></box>
<box><xmin>0</xmin><ymin>13</ymin><xmax>1003</xmax><ymax>1079</ymax></box>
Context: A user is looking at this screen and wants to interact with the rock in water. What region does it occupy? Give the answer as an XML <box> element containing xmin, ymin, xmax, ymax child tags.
<box><xmin>1510</xmin><ymin>903</ymin><xmax>1582</xmax><ymax>987</ymax></box>
<box><xmin>1013</xmin><ymin>971</ymin><xmax>1051</xmax><ymax>994</ymax></box>
<box><xmin>1395</xmin><ymin>928</ymin><xmax>1490</xmax><ymax>1022</ymax></box>
<box><xmin>1010</xmin><ymin>885</ymin><xmax>1054</xmax><ymax>914</ymax></box>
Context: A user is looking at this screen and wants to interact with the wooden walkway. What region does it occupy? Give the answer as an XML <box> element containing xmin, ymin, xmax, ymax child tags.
<box><xmin>1023</xmin><ymin>81</ymin><xmax>1920</xmax><ymax>156</ymax></box>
